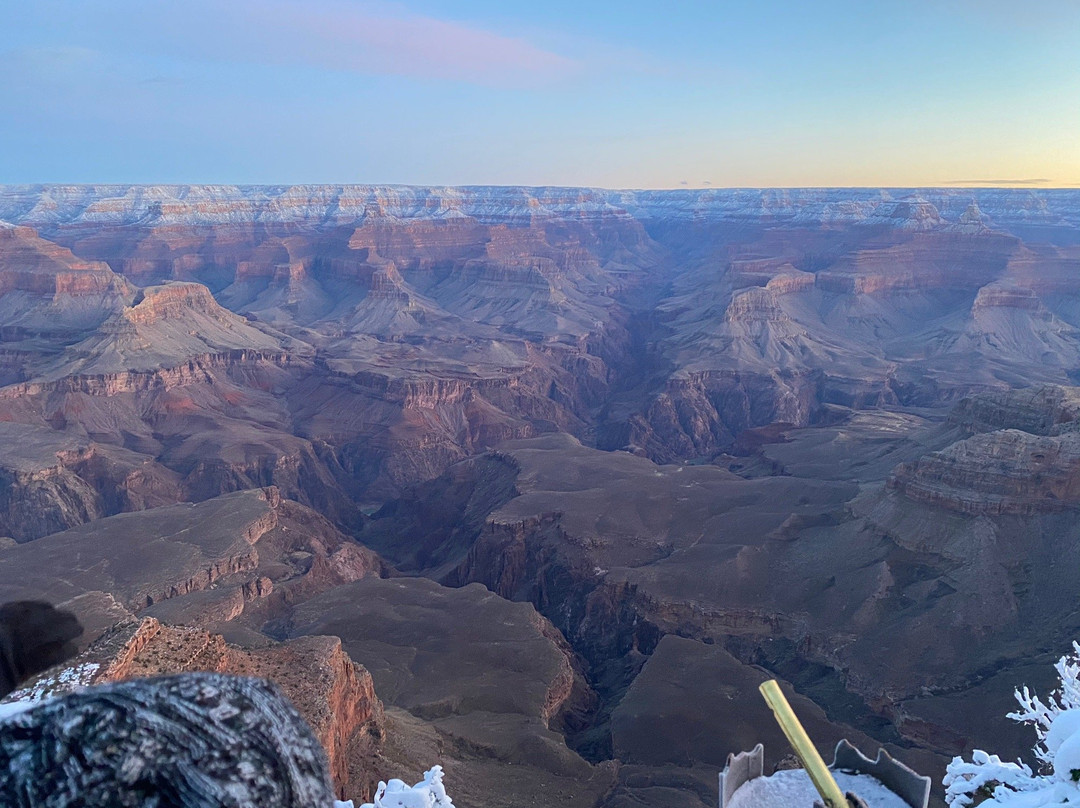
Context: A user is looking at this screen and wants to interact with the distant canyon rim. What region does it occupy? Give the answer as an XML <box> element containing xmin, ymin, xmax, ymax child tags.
<box><xmin>1</xmin><ymin>184</ymin><xmax>1080</xmax><ymax>806</ymax></box>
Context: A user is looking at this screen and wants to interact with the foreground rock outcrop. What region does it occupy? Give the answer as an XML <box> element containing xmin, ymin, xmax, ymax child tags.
<box><xmin>0</xmin><ymin>672</ymin><xmax>336</xmax><ymax>808</ymax></box>
<box><xmin>8</xmin><ymin>616</ymin><xmax>383</xmax><ymax>802</ymax></box>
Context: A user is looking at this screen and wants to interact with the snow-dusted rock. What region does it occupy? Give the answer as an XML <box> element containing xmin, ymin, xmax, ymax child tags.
<box><xmin>0</xmin><ymin>672</ymin><xmax>336</xmax><ymax>808</ymax></box>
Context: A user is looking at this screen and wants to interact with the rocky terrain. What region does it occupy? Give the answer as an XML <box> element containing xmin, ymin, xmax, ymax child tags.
<box><xmin>8</xmin><ymin>617</ymin><xmax>383</xmax><ymax>801</ymax></box>
<box><xmin>2</xmin><ymin>185</ymin><xmax>1080</xmax><ymax>806</ymax></box>
<box><xmin>0</xmin><ymin>490</ymin><xmax>615</xmax><ymax>807</ymax></box>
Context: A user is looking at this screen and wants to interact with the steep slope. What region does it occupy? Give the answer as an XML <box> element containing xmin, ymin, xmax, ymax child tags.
<box><xmin>285</xmin><ymin>576</ymin><xmax>614</xmax><ymax>808</ymax></box>
<box><xmin>39</xmin><ymin>281</ymin><xmax>300</xmax><ymax>378</ymax></box>
<box><xmin>0</xmin><ymin>487</ymin><xmax>381</xmax><ymax>630</ymax></box>
<box><xmin>0</xmin><ymin>222</ymin><xmax>133</xmax><ymax>338</ymax></box>
<box><xmin>0</xmin><ymin>421</ymin><xmax>182</xmax><ymax>542</ymax></box>
<box><xmin>0</xmin><ymin>489</ymin><xmax>615</xmax><ymax>808</ymax></box>
<box><xmin>366</xmin><ymin>391</ymin><xmax>1080</xmax><ymax>797</ymax></box>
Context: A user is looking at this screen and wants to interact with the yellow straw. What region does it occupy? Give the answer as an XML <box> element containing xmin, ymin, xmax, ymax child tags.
<box><xmin>759</xmin><ymin>679</ymin><xmax>849</xmax><ymax>808</ymax></box>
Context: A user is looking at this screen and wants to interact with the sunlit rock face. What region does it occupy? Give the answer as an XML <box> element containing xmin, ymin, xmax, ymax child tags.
<box><xmin>3</xmin><ymin>618</ymin><xmax>380</xmax><ymax>802</ymax></box>
<box><xmin>1</xmin><ymin>185</ymin><xmax>1078</xmax><ymax>502</ymax></box>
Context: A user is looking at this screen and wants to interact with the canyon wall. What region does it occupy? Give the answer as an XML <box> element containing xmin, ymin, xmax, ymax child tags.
<box><xmin>3</xmin><ymin>186</ymin><xmax>1080</xmax><ymax>806</ymax></box>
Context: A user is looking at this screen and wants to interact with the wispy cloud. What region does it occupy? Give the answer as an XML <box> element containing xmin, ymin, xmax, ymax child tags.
<box><xmin>942</xmin><ymin>178</ymin><xmax>1052</xmax><ymax>186</ymax></box>
<box><xmin>153</xmin><ymin>0</ymin><xmax>581</xmax><ymax>87</ymax></box>
<box><xmin>283</xmin><ymin>2</ymin><xmax>577</xmax><ymax>83</ymax></box>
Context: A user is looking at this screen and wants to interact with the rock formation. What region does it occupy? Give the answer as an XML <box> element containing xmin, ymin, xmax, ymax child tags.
<box><xmin>889</xmin><ymin>429</ymin><xmax>1080</xmax><ymax>515</ymax></box>
<box><xmin>0</xmin><ymin>672</ymin><xmax>337</xmax><ymax>808</ymax></box>
<box><xmin>284</xmin><ymin>576</ymin><xmax>614</xmax><ymax>808</ymax></box>
<box><xmin>6</xmin><ymin>616</ymin><xmax>382</xmax><ymax>802</ymax></box>
<box><xmin>0</xmin><ymin>487</ymin><xmax>382</xmax><ymax>636</ymax></box>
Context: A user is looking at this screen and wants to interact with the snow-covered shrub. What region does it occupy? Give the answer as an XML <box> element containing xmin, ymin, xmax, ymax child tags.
<box><xmin>944</xmin><ymin>641</ymin><xmax>1080</xmax><ymax>806</ymax></box>
<box><xmin>359</xmin><ymin>765</ymin><xmax>454</xmax><ymax>808</ymax></box>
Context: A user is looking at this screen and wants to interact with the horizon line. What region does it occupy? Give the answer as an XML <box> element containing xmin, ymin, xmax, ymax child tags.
<box><xmin>0</xmin><ymin>181</ymin><xmax>1077</xmax><ymax>192</ymax></box>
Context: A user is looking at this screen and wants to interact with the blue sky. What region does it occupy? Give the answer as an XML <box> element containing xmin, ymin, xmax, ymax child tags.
<box><xmin>1</xmin><ymin>0</ymin><xmax>1077</xmax><ymax>187</ymax></box>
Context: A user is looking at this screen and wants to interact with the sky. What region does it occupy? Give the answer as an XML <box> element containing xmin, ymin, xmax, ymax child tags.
<box><xmin>1</xmin><ymin>0</ymin><xmax>1078</xmax><ymax>188</ymax></box>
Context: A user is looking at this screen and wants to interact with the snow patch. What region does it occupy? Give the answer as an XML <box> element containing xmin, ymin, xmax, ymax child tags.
<box><xmin>5</xmin><ymin>662</ymin><xmax>100</xmax><ymax>705</ymax></box>
<box><xmin>0</xmin><ymin>699</ymin><xmax>35</xmax><ymax>722</ymax></box>
<box><xmin>1056</xmin><ymin>731</ymin><xmax>1080</xmax><ymax>783</ymax></box>
<box><xmin>726</xmin><ymin>768</ymin><xmax>910</xmax><ymax>808</ymax></box>
<box><xmin>0</xmin><ymin>662</ymin><xmax>101</xmax><ymax>725</ymax></box>
<box><xmin>1047</xmin><ymin>709</ymin><xmax>1080</xmax><ymax>755</ymax></box>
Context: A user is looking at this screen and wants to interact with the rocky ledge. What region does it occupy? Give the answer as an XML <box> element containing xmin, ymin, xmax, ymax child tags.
<box><xmin>6</xmin><ymin>616</ymin><xmax>384</xmax><ymax>802</ymax></box>
<box><xmin>949</xmin><ymin>385</ymin><xmax>1080</xmax><ymax>436</ymax></box>
<box><xmin>888</xmin><ymin>429</ymin><xmax>1080</xmax><ymax>515</ymax></box>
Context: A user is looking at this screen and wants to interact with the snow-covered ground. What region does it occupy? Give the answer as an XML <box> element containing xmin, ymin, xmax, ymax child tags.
<box><xmin>725</xmin><ymin>768</ymin><xmax>910</xmax><ymax>808</ymax></box>
<box><xmin>0</xmin><ymin>698</ymin><xmax>35</xmax><ymax>722</ymax></box>
<box><xmin>4</xmin><ymin>662</ymin><xmax>99</xmax><ymax>704</ymax></box>
<box><xmin>0</xmin><ymin>662</ymin><xmax>101</xmax><ymax>723</ymax></box>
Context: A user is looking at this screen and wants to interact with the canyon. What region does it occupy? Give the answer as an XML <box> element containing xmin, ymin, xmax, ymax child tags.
<box><xmin>2</xmin><ymin>185</ymin><xmax>1080</xmax><ymax>806</ymax></box>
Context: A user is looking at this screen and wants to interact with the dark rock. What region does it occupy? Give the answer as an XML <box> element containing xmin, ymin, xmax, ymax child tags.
<box><xmin>0</xmin><ymin>672</ymin><xmax>335</xmax><ymax>808</ymax></box>
<box><xmin>0</xmin><ymin>600</ymin><xmax>81</xmax><ymax>698</ymax></box>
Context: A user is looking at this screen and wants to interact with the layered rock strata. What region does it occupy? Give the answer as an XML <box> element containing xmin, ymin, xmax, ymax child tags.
<box><xmin>888</xmin><ymin>429</ymin><xmax>1080</xmax><ymax>515</ymax></box>
<box><xmin>0</xmin><ymin>487</ymin><xmax>382</xmax><ymax>635</ymax></box>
